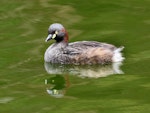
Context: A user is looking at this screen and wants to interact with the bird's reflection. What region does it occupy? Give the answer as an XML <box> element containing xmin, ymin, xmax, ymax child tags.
<box><xmin>44</xmin><ymin>62</ymin><xmax>124</xmax><ymax>78</ymax></box>
<box><xmin>45</xmin><ymin>74</ymin><xmax>70</xmax><ymax>98</ymax></box>
<box><xmin>44</xmin><ymin>62</ymin><xmax>124</xmax><ymax>98</ymax></box>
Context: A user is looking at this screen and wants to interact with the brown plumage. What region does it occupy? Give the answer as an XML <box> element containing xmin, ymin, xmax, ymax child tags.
<box><xmin>44</xmin><ymin>23</ymin><xmax>124</xmax><ymax>65</ymax></box>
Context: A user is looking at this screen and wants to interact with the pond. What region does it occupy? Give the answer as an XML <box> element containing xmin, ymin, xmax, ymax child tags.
<box><xmin>0</xmin><ymin>0</ymin><xmax>150</xmax><ymax>113</ymax></box>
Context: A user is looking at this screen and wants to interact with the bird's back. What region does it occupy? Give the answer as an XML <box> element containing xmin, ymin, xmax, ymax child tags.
<box><xmin>61</xmin><ymin>41</ymin><xmax>116</xmax><ymax>65</ymax></box>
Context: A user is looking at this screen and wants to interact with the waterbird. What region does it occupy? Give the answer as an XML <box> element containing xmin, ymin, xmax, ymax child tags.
<box><xmin>44</xmin><ymin>23</ymin><xmax>124</xmax><ymax>65</ymax></box>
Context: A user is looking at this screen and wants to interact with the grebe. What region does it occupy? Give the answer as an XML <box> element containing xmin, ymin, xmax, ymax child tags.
<box><xmin>44</xmin><ymin>23</ymin><xmax>124</xmax><ymax>65</ymax></box>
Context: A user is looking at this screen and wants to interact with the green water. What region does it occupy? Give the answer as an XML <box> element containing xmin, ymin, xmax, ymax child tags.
<box><xmin>0</xmin><ymin>0</ymin><xmax>150</xmax><ymax>113</ymax></box>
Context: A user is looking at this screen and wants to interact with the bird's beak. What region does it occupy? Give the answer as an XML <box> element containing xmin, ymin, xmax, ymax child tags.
<box><xmin>45</xmin><ymin>31</ymin><xmax>58</xmax><ymax>42</ymax></box>
<box><xmin>45</xmin><ymin>34</ymin><xmax>52</xmax><ymax>42</ymax></box>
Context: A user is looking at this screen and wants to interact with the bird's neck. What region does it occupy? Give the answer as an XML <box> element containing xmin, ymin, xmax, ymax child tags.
<box><xmin>55</xmin><ymin>40</ymin><xmax>68</xmax><ymax>48</ymax></box>
<box><xmin>62</xmin><ymin>29</ymin><xmax>69</xmax><ymax>43</ymax></box>
<box><xmin>63</xmin><ymin>30</ymin><xmax>69</xmax><ymax>43</ymax></box>
<box><xmin>56</xmin><ymin>30</ymin><xmax>69</xmax><ymax>44</ymax></box>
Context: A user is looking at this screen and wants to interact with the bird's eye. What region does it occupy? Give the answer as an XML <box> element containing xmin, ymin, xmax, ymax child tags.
<box><xmin>52</xmin><ymin>31</ymin><xmax>56</xmax><ymax>34</ymax></box>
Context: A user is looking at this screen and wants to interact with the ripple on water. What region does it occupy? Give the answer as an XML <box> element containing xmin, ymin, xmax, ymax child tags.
<box><xmin>0</xmin><ymin>97</ymin><xmax>14</xmax><ymax>104</ymax></box>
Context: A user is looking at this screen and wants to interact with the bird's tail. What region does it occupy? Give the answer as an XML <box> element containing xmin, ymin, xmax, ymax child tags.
<box><xmin>112</xmin><ymin>46</ymin><xmax>125</xmax><ymax>62</ymax></box>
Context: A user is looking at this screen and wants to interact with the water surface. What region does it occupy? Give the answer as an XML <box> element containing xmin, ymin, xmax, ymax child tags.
<box><xmin>0</xmin><ymin>0</ymin><xmax>150</xmax><ymax>113</ymax></box>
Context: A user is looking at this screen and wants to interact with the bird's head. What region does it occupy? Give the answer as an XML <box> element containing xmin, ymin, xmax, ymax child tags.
<box><xmin>45</xmin><ymin>23</ymin><xmax>68</xmax><ymax>43</ymax></box>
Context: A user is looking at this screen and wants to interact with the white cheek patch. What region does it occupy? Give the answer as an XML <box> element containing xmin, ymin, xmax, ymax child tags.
<box><xmin>55</xmin><ymin>31</ymin><xmax>58</xmax><ymax>34</ymax></box>
<box><xmin>52</xmin><ymin>34</ymin><xmax>56</xmax><ymax>39</ymax></box>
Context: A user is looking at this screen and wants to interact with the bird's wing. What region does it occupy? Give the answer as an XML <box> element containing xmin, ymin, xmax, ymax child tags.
<box><xmin>63</xmin><ymin>41</ymin><xmax>116</xmax><ymax>55</ymax></box>
<box><xmin>69</xmin><ymin>41</ymin><xmax>116</xmax><ymax>50</ymax></box>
